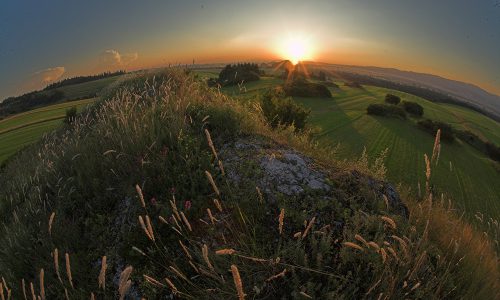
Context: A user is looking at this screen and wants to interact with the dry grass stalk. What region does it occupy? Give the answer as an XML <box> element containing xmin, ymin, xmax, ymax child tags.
<box><xmin>302</xmin><ymin>217</ymin><xmax>316</xmax><ymax>238</ymax></box>
<box><xmin>213</xmin><ymin>199</ymin><xmax>223</xmax><ymax>212</ymax></box>
<box><xmin>368</xmin><ymin>242</ymin><xmax>380</xmax><ymax>251</ymax></box>
<box><xmin>132</xmin><ymin>246</ymin><xmax>146</xmax><ymax>256</ymax></box>
<box><xmin>410</xmin><ymin>282</ymin><xmax>421</xmax><ymax>291</ymax></box>
<box><xmin>380</xmin><ymin>248</ymin><xmax>388</xmax><ymax>263</ymax></box>
<box><xmin>21</xmin><ymin>278</ymin><xmax>27</xmax><ymax>300</ymax></box>
<box><xmin>207</xmin><ymin>208</ymin><xmax>217</xmax><ymax>224</ymax></box>
<box><xmin>382</xmin><ymin>194</ymin><xmax>389</xmax><ymax>210</ymax></box>
<box><xmin>29</xmin><ymin>282</ymin><xmax>35</xmax><ymax>300</ymax></box>
<box><xmin>205</xmin><ymin>129</ymin><xmax>219</xmax><ymax>160</ymax></box>
<box><xmin>39</xmin><ymin>269</ymin><xmax>45</xmax><ymax>300</ymax></box>
<box><xmin>218</xmin><ymin>160</ymin><xmax>225</xmax><ymax>176</ymax></box>
<box><xmin>409</xmin><ymin>251</ymin><xmax>427</xmax><ymax>280</ymax></box>
<box><xmin>169</xmin><ymin>266</ymin><xmax>188</xmax><ymax>281</ymax></box>
<box><xmin>216</xmin><ymin>248</ymin><xmax>237</xmax><ymax>255</ymax></box>
<box><xmin>293</xmin><ymin>231</ymin><xmax>302</xmax><ymax>238</ymax></box>
<box><xmin>165</xmin><ymin>277</ymin><xmax>178</xmax><ymax>295</ymax></box>
<box><xmin>0</xmin><ymin>283</ymin><xmax>4</xmax><ymax>300</ymax></box>
<box><xmin>230</xmin><ymin>265</ymin><xmax>245</xmax><ymax>300</ymax></box>
<box><xmin>354</xmin><ymin>234</ymin><xmax>369</xmax><ymax>248</ymax></box>
<box><xmin>91</xmin><ymin>292</ymin><xmax>95</xmax><ymax>300</ymax></box>
<box><xmin>65</xmin><ymin>253</ymin><xmax>74</xmax><ymax>289</ymax></box>
<box><xmin>188</xmin><ymin>260</ymin><xmax>199</xmax><ymax>273</ymax></box>
<box><xmin>205</xmin><ymin>171</ymin><xmax>220</xmax><ymax>196</ymax></box>
<box><xmin>431</xmin><ymin>129</ymin><xmax>441</xmax><ymax>164</ymax></box>
<box><xmin>64</xmin><ymin>288</ymin><xmax>69</xmax><ymax>300</ymax></box>
<box><xmin>391</xmin><ymin>235</ymin><xmax>409</xmax><ymax>257</ymax></box>
<box><xmin>365</xmin><ymin>278</ymin><xmax>382</xmax><ymax>296</ymax></box>
<box><xmin>278</xmin><ymin>208</ymin><xmax>285</xmax><ymax>235</ymax></box>
<box><xmin>118</xmin><ymin>266</ymin><xmax>133</xmax><ymax>300</ymax></box>
<box><xmin>48</xmin><ymin>212</ymin><xmax>56</xmax><ymax>235</ymax></box>
<box><xmin>98</xmin><ymin>256</ymin><xmax>107</xmax><ymax>290</ymax></box>
<box><xmin>256</xmin><ymin>186</ymin><xmax>263</xmax><ymax>204</ymax></box>
<box><xmin>202</xmin><ymin>244</ymin><xmax>215</xmax><ymax>271</ymax></box>
<box><xmin>179</xmin><ymin>240</ymin><xmax>193</xmax><ymax>260</ymax></box>
<box><xmin>138</xmin><ymin>216</ymin><xmax>154</xmax><ymax>241</ymax></box>
<box><xmin>171</xmin><ymin>214</ymin><xmax>181</xmax><ymax>230</ymax></box>
<box><xmin>170</xmin><ymin>200</ymin><xmax>181</xmax><ymax>221</ymax></box>
<box><xmin>299</xmin><ymin>291</ymin><xmax>313</xmax><ymax>299</ymax></box>
<box><xmin>145</xmin><ymin>215</ymin><xmax>155</xmax><ymax>240</ymax></box>
<box><xmin>265</xmin><ymin>269</ymin><xmax>287</xmax><ymax>282</ymax></box>
<box><xmin>180</xmin><ymin>212</ymin><xmax>192</xmax><ymax>232</ymax></box>
<box><xmin>381</xmin><ymin>216</ymin><xmax>397</xmax><ymax>230</ymax></box>
<box><xmin>135</xmin><ymin>184</ymin><xmax>146</xmax><ymax>208</ymax></box>
<box><xmin>143</xmin><ymin>275</ymin><xmax>164</xmax><ymax>287</ymax></box>
<box><xmin>386</xmin><ymin>247</ymin><xmax>399</xmax><ymax>261</ymax></box>
<box><xmin>159</xmin><ymin>215</ymin><xmax>168</xmax><ymax>224</ymax></box>
<box><xmin>53</xmin><ymin>249</ymin><xmax>62</xmax><ymax>284</ymax></box>
<box><xmin>344</xmin><ymin>242</ymin><xmax>364</xmax><ymax>251</ymax></box>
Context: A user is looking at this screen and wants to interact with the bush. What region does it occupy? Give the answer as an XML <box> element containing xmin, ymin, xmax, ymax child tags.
<box><xmin>64</xmin><ymin>106</ymin><xmax>77</xmax><ymax>124</ymax></box>
<box><xmin>261</xmin><ymin>87</ymin><xmax>310</xmax><ymax>130</ymax></box>
<box><xmin>366</xmin><ymin>103</ymin><xmax>406</xmax><ymax>119</ymax></box>
<box><xmin>385</xmin><ymin>93</ymin><xmax>401</xmax><ymax>105</ymax></box>
<box><xmin>417</xmin><ymin>119</ymin><xmax>454</xmax><ymax>142</ymax></box>
<box><xmin>283</xmin><ymin>78</ymin><xmax>332</xmax><ymax>98</ymax></box>
<box><xmin>402</xmin><ymin>101</ymin><xmax>424</xmax><ymax>117</ymax></box>
<box><xmin>456</xmin><ymin>130</ymin><xmax>500</xmax><ymax>162</ymax></box>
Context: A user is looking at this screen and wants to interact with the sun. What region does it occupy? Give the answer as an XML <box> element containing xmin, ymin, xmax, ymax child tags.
<box><xmin>277</xmin><ymin>35</ymin><xmax>314</xmax><ymax>65</ymax></box>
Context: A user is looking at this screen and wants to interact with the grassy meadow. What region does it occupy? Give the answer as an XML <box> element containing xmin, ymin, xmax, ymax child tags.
<box><xmin>0</xmin><ymin>98</ymin><xmax>95</xmax><ymax>163</ymax></box>
<box><xmin>212</xmin><ymin>73</ymin><xmax>500</xmax><ymax>220</ymax></box>
<box><xmin>0</xmin><ymin>69</ymin><xmax>497</xmax><ymax>298</ymax></box>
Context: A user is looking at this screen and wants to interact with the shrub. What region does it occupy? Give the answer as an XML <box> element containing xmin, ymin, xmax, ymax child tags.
<box><xmin>456</xmin><ymin>130</ymin><xmax>500</xmax><ymax>162</ymax></box>
<box><xmin>385</xmin><ymin>93</ymin><xmax>401</xmax><ymax>105</ymax></box>
<box><xmin>417</xmin><ymin>119</ymin><xmax>454</xmax><ymax>142</ymax></box>
<box><xmin>283</xmin><ymin>78</ymin><xmax>332</xmax><ymax>98</ymax></box>
<box><xmin>402</xmin><ymin>101</ymin><xmax>424</xmax><ymax>116</ymax></box>
<box><xmin>261</xmin><ymin>87</ymin><xmax>310</xmax><ymax>130</ymax></box>
<box><xmin>366</xmin><ymin>103</ymin><xmax>406</xmax><ymax>119</ymax></box>
<box><xmin>64</xmin><ymin>106</ymin><xmax>77</xmax><ymax>124</ymax></box>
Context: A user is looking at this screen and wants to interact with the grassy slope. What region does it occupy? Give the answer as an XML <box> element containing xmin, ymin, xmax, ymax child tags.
<box><xmin>0</xmin><ymin>70</ymin><xmax>497</xmax><ymax>298</ymax></box>
<box><xmin>54</xmin><ymin>75</ymin><xmax>122</xmax><ymax>100</ymax></box>
<box><xmin>0</xmin><ymin>98</ymin><xmax>95</xmax><ymax>162</ymax></box>
<box><xmin>215</xmin><ymin>74</ymin><xmax>500</xmax><ymax>219</ymax></box>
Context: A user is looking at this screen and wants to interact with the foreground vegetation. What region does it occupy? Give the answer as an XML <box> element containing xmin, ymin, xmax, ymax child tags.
<box><xmin>0</xmin><ymin>69</ymin><xmax>498</xmax><ymax>299</ymax></box>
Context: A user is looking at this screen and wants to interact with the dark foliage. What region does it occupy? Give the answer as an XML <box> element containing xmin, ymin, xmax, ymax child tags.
<box><xmin>402</xmin><ymin>101</ymin><xmax>424</xmax><ymax>117</ymax></box>
<box><xmin>64</xmin><ymin>107</ymin><xmax>77</xmax><ymax>124</ymax></box>
<box><xmin>417</xmin><ymin>119</ymin><xmax>454</xmax><ymax>142</ymax></box>
<box><xmin>456</xmin><ymin>130</ymin><xmax>500</xmax><ymax>162</ymax></box>
<box><xmin>217</xmin><ymin>63</ymin><xmax>261</xmax><ymax>86</ymax></box>
<box><xmin>334</xmin><ymin>71</ymin><xmax>500</xmax><ymax>122</ymax></box>
<box><xmin>385</xmin><ymin>93</ymin><xmax>401</xmax><ymax>105</ymax></box>
<box><xmin>44</xmin><ymin>71</ymin><xmax>126</xmax><ymax>90</ymax></box>
<box><xmin>283</xmin><ymin>78</ymin><xmax>332</xmax><ymax>98</ymax></box>
<box><xmin>0</xmin><ymin>90</ymin><xmax>65</xmax><ymax>118</ymax></box>
<box><xmin>366</xmin><ymin>103</ymin><xmax>407</xmax><ymax>119</ymax></box>
<box><xmin>261</xmin><ymin>87</ymin><xmax>310</xmax><ymax>130</ymax></box>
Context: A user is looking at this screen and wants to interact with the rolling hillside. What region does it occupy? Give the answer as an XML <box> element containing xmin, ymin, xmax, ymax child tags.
<box><xmin>215</xmin><ymin>73</ymin><xmax>500</xmax><ymax>220</ymax></box>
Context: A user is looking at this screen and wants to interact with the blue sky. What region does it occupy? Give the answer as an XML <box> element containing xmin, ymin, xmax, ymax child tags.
<box><xmin>1</xmin><ymin>0</ymin><xmax>499</xmax><ymax>99</ymax></box>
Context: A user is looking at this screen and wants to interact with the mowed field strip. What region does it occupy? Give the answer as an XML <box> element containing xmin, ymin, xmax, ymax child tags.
<box><xmin>0</xmin><ymin>98</ymin><xmax>96</xmax><ymax>163</ymax></box>
<box><xmin>216</xmin><ymin>73</ymin><xmax>500</xmax><ymax>219</ymax></box>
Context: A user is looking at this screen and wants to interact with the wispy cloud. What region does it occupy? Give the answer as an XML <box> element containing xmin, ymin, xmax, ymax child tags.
<box><xmin>33</xmin><ymin>67</ymin><xmax>66</xmax><ymax>84</ymax></box>
<box><xmin>99</xmin><ymin>49</ymin><xmax>138</xmax><ymax>69</ymax></box>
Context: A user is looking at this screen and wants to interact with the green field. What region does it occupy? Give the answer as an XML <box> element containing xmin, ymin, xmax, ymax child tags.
<box><xmin>0</xmin><ymin>98</ymin><xmax>96</xmax><ymax>163</ymax></box>
<box><xmin>215</xmin><ymin>74</ymin><xmax>500</xmax><ymax>219</ymax></box>
<box><xmin>54</xmin><ymin>75</ymin><xmax>122</xmax><ymax>100</ymax></box>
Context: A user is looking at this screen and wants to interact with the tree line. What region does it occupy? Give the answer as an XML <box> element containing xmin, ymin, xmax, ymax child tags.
<box><xmin>44</xmin><ymin>70</ymin><xmax>126</xmax><ymax>90</ymax></box>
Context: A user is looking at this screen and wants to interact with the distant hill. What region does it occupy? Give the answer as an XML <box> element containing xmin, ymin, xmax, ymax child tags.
<box><xmin>304</xmin><ymin>62</ymin><xmax>500</xmax><ymax>120</ymax></box>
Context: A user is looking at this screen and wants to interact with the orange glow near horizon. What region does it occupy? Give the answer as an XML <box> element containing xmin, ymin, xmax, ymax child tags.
<box><xmin>275</xmin><ymin>34</ymin><xmax>315</xmax><ymax>65</ymax></box>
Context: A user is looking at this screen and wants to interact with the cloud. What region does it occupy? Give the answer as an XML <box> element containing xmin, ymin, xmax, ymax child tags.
<box><xmin>33</xmin><ymin>67</ymin><xmax>66</xmax><ymax>84</ymax></box>
<box><xmin>19</xmin><ymin>66</ymin><xmax>66</xmax><ymax>92</ymax></box>
<box><xmin>99</xmin><ymin>49</ymin><xmax>138</xmax><ymax>69</ymax></box>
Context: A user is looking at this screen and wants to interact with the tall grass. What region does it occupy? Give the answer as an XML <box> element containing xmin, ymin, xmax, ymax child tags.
<box><xmin>0</xmin><ymin>69</ymin><xmax>497</xmax><ymax>298</ymax></box>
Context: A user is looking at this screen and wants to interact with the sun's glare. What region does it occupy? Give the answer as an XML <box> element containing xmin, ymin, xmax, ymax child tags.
<box><xmin>278</xmin><ymin>35</ymin><xmax>314</xmax><ymax>65</ymax></box>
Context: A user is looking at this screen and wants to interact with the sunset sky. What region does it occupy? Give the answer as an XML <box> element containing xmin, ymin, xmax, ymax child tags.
<box><xmin>1</xmin><ymin>0</ymin><xmax>500</xmax><ymax>99</ymax></box>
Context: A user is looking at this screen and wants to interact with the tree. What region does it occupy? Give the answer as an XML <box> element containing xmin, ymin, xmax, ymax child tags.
<box><xmin>385</xmin><ymin>94</ymin><xmax>401</xmax><ymax>105</ymax></box>
<box><xmin>261</xmin><ymin>87</ymin><xmax>310</xmax><ymax>130</ymax></box>
<box><xmin>402</xmin><ymin>101</ymin><xmax>424</xmax><ymax>117</ymax></box>
<box><xmin>64</xmin><ymin>107</ymin><xmax>77</xmax><ymax>124</ymax></box>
